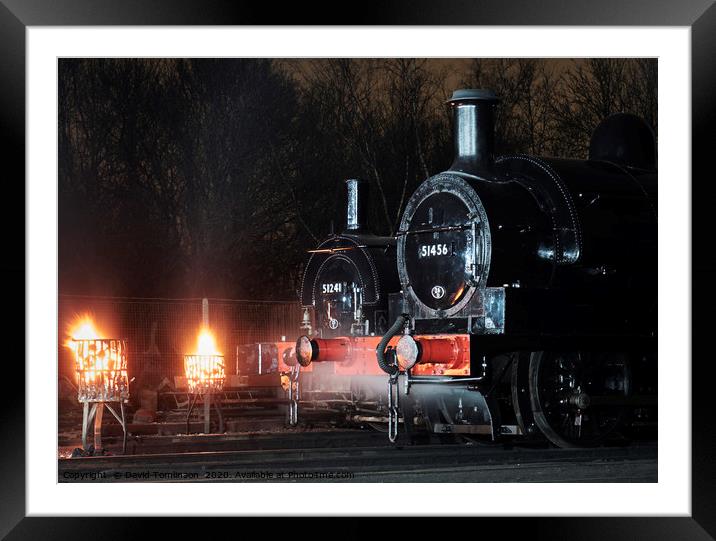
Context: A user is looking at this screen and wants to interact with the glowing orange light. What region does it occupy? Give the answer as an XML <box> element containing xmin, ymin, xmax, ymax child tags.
<box><xmin>65</xmin><ymin>314</ymin><xmax>103</xmax><ymax>350</ymax></box>
<box><xmin>450</xmin><ymin>282</ymin><xmax>466</xmax><ymax>304</ymax></box>
<box><xmin>195</xmin><ymin>327</ymin><xmax>221</xmax><ymax>356</ymax></box>
<box><xmin>65</xmin><ymin>314</ymin><xmax>128</xmax><ymax>403</ymax></box>
<box><xmin>185</xmin><ymin>327</ymin><xmax>225</xmax><ymax>393</ymax></box>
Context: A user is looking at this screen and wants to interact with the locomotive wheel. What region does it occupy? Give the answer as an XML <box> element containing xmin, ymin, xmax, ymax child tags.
<box><xmin>528</xmin><ymin>351</ymin><xmax>630</xmax><ymax>448</ymax></box>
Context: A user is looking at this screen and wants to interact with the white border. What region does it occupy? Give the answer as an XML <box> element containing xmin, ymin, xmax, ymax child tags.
<box><xmin>27</xmin><ymin>27</ymin><xmax>690</xmax><ymax>516</ymax></box>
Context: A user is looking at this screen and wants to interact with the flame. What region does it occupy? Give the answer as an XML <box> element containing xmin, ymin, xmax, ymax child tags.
<box><xmin>64</xmin><ymin>314</ymin><xmax>128</xmax><ymax>402</ymax></box>
<box><xmin>194</xmin><ymin>327</ymin><xmax>221</xmax><ymax>356</ymax></box>
<box><xmin>185</xmin><ymin>327</ymin><xmax>225</xmax><ymax>393</ymax></box>
<box><xmin>65</xmin><ymin>314</ymin><xmax>104</xmax><ymax>351</ymax></box>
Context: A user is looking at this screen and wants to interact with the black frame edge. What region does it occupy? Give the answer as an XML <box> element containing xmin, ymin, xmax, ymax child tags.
<box><xmin>0</xmin><ymin>1</ymin><xmax>26</xmax><ymax>540</ymax></box>
<box><xmin>0</xmin><ymin>0</ymin><xmax>714</xmax><ymax>26</ymax></box>
<box><xmin>6</xmin><ymin>0</ymin><xmax>714</xmax><ymax>539</ymax></box>
<box><xmin>692</xmin><ymin>1</ymin><xmax>716</xmax><ymax>538</ymax></box>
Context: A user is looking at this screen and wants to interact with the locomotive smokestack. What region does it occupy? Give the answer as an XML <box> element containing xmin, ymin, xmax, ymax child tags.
<box><xmin>447</xmin><ymin>89</ymin><xmax>499</xmax><ymax>177</ymax></box>
<box><xmin>345</xmin><ymin>178</ymin><xmax>368</xmax><ymax>232</ymax></box>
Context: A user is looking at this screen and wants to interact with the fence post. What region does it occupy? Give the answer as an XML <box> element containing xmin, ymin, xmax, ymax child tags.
<box><xmin>202</xmin><ymin>298</ymin><xmax>210</xmax><ymax>433</ymax></box>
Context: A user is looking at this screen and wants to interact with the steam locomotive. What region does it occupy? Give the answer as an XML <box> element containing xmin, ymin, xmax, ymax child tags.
<box><xmin>259</xmin><ymin>89</ymin><xmax>657</xmax><ymax>448</ymax></box>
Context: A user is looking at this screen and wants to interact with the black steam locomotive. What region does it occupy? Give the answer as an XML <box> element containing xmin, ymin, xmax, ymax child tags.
<box><xmin>379</xmin><ymin>89</ymin><xmax>656</xmax><ymax>446</ymax></box>
<box><xmin>299</xmin><ymin>178</ymin><xmax>399</xmax><ymax>340</ymax></box>
<box><xmin>293</xmin><ymin>88</ymin><xmax>657</xmax><ymax>448</ymax></box>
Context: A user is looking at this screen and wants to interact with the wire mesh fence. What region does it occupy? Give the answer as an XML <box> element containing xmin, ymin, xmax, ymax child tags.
<box><xmin>58</xmin><ymin>295</ymin><xmax>302</xmax><ymax>391</ymax></box>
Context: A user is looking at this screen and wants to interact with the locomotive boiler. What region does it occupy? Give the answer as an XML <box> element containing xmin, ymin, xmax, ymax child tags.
<box><xmin>374</xmin><ymin>89</ymin><xmax>657</xmax><ymax>447</ymax></box>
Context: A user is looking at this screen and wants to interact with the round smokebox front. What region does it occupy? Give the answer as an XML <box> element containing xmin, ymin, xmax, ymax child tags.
<box><xmin>315</xmin><ymin>256</ymin><xmax>360</xmax><ymax>334</ymax></box>
<box><xmin>397</xmin><ymin>174</ymin><xmax>491</xmax><ymax>317</ymax></box>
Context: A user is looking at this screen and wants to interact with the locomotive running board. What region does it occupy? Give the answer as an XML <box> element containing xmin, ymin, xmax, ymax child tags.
<box><xmin>432</xmin><ymin>423</ymin><xmax>493</xmax><ymax>435</ymax></box>
<box><xmin>431</xmin><ymin>423</ymin><xmax>522</xmax><ymax>436</ymax></box>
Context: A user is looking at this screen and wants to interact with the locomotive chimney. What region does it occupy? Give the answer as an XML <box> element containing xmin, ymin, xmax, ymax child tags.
<box><xmin>447</xmin><ymin>89</ymin><xmax>499</xmax><ymax>177</ymax></box>
<box><xmin>345</xmin><ymin>178</ymin><xmax>368</xmax><ymax>232</ymax></box>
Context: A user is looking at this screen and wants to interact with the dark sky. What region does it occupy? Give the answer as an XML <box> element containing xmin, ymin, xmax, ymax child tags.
<box><xmin>279</xmin><ymin>57</ymin><xmax>578</xmax><ymax>87</ymax></box>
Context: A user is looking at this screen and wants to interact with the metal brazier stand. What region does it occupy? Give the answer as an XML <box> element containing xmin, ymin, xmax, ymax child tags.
<box><xmin>73</xmin><ymin>338</ymin><xmax>129</xmax><ymax>454</ymax></box>
<box><xmin>184</xmin><ymin>354</ymin><xmax>225</xmax><ymax>434</ymax></box>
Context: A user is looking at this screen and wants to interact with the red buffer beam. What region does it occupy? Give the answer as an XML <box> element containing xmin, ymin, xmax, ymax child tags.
<box><xmin>294</xmin><ymin>334</ymin><xmax>471</xmax><ymax>376</ymax></box>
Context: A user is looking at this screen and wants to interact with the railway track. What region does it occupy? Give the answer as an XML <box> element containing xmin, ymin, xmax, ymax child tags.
<box><xmin>59</xmin><ymin>427</ymin><xmax>390</xmax><ymax>456</ymax></box>
<box><xmin>59</xmin><ymin>430</ymin><xmax>657</xmax><ymax>483</ymax></box>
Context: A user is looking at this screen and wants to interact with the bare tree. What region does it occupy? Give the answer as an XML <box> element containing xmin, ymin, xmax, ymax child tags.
<box><xmin>552</xmin><ymin>59</ymin><xmax>658</xmax><ymax>158</ymax></box>
<box><xmin>170</xmin><ymin>59</ymin><xmax>301</xmax><ymax>297</ymax></box>
<box><xmin>59</xmin><ymin>59</ymin><xmax>185</xmax><ymax>294</ymax></box>
<box><xmin>463</xmin><ymin>59</ymin><xmax>560</xmax><ymax>156</ymax></box>
<box><xmin>383</xmin><ymin>59</ymin><xmax>445</xmax><ymax>231</ymax></box>
<box><xmin>59</xmin><ymin>59</ymin><xmax>302</xmax><ymax>299</ymax></box>
<box><xmin>624</xmin><ymin>58</ymin><xmax>658</xmax><ymax>134</ymax></box>
<box><xmin>291</xmin><ymin>58</ymin><xmax>446</xmax><ymax>236</ymax></box>
<box><xmin>462</xmin><ymin>58</ymin><xmax>657</xmax><ymax>159</ymax></box>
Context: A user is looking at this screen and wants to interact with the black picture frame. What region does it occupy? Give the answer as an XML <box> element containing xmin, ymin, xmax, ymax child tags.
<box><xmin>5</xmin><ymin>1</ymin><xmax>713</xmax><ymax>538</ymax></box>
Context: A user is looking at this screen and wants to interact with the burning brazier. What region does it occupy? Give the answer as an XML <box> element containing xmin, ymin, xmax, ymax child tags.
<box><xmin>184</xmin><ymin>328</ymin><xmax>225</xmax><ymax>433</ymax></box>
<box><xmin>67</xmin><ymin>317</ymin><xmax>129</xmax><ymax>454</ymax></box>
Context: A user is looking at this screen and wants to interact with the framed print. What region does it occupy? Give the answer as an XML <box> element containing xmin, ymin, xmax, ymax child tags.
<box><xmin>5</xmin><ymin>0</ymin><xmax>713</xmax><ymax>538</ymax></box>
